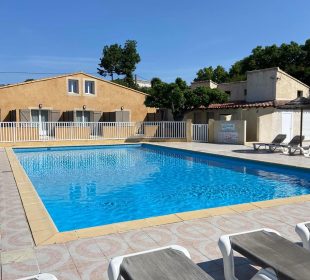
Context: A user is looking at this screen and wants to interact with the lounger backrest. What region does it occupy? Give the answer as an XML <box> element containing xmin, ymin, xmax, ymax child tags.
<box><xmin>272</xmin><ymin>134</ymin><xmax>286</xmax><ymax>144</ymax></box>
<box><xmin>288</xmin><ymin>135</ymin><xmax>305</xmax><ymax>146</ymax></box>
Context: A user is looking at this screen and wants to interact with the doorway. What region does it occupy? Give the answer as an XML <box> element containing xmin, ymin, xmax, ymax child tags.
<box><xmin>31</xmin><ymin>109</ymin><xmax>49</xmax><ymax>136</ymax></box>
<box><xmin>281</xmin><ymin>112</ymin><xmax>293</xmax><ymax>141</ymax></box>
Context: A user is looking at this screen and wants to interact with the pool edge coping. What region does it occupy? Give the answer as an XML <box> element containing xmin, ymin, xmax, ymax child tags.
<box><xmin>143</xmin><ymin>142</ymin><xmax>310</xmax><ymax>171</ymax></box>
<box><xmin>6</xmin><ymin>145</ymin><xmax>310</xmax><ymax>246</ymax></box>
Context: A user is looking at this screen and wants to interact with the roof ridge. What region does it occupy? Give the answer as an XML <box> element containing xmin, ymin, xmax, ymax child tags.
<box><xmin>0</xmin><ymin>72</ymin><xmax>149</xmax><ymax>96</ymax></box>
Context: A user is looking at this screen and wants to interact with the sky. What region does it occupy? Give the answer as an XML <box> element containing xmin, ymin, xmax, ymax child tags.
<box><xmin>0</xmin><ymin>0</ymin><xmax>310</xmax><ymax>85</ymax></box>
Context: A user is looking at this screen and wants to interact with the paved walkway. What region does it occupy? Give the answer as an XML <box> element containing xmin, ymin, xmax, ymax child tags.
<box><xmin>0</xmin><ymin>144</ymin><xmax>310</xmax><ymax>280</ymax></box>
<box><xmin>149</xmin><ymin>142</ymin><xmax>310</xmax><ymax>169</ymax></box>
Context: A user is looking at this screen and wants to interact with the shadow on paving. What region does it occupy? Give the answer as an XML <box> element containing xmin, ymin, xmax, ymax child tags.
<box><xmin>197</xmin><ymin>257</ymin><xmax>258</xmax><ymax>280</ymax></box>
<box><xmin>232</xmin><ymin>149</ymin><xmax>280</xmax><ymax>154</ymax></box>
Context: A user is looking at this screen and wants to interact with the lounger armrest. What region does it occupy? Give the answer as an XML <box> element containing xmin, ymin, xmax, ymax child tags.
<box><xmin>218</xmin><ymin>228</ymin><xmax>280</xmax><ymax>280</ymax></box>
<box><xmin>17</xmin><ymin>274</ymin><xmax>58</xmax><ymax>280</ymax></box>
<box><xmin>108</xmin><ymin>245</ymin><xmax>191</xmax><ymax>280</ymax></box>
<box><xmin>296</xmin><ymin>222</ymin><xmax>310</xmax><ymax>250</ymax></box>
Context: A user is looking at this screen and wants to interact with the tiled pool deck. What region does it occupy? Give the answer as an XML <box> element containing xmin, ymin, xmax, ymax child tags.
<box><xmin>0</xmin><ymin>143</ymin><xmax>310</xmax><ymax>280</ymax></box>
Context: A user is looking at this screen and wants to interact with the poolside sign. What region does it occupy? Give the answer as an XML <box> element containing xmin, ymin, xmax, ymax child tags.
<box><xmin>221</xmin><ymin>123</ymin><xmax>235</xmax><ymax>132</ymax></box>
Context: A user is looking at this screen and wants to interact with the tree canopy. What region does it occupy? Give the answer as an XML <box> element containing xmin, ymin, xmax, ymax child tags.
<box><xmin>145</xmin><ymin>78</ymin><xmax>228</xmax><ymax>120</ymax></box>
<box><xmin>97</xmin><ymin>44</ymin><xmax>122</xmax><ymax>80</ymax></box>
<box><xmin>194</xmin><ymin>39</ymin><xmax>310</xmax><ymax>85</ymax></box>
<box><xmin>98</xmin><ymin>40</ymin><xmax>141</xmax><ymax>87</ymax></box>
<box><xmin>194</xmin><ymin>66</ymin><xmax>228</xmax><ymax>83</ymax></box>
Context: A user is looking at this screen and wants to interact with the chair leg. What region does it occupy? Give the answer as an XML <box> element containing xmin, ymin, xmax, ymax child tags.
<box><xmin>218</xmin><ymin>228</ymin><xmax>281</xmax><ymax>280</ymax></box>
<box><xmin>268</xmin><ymin>146</ymin><xmax>276</xmax><ymax>152</ymax></box>
<box><xmin>251</xmin><ymin>268</ymin><xmax>277</xmax><ymax>280</ymax></box>
<box><xmin>295</xmin><ymin>222</ymin><xmax>310</xmax><ymax>250</ymax></box>
<box><xmin>218</xmin><ymin>235</ymin><xmax>238</xmax><ymax>280</ymax></box>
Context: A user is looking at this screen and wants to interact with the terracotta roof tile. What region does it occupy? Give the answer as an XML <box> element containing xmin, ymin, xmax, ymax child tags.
<box><xmin>207</xmin><ymin>100</ymin><xmax>289</xmax><ymax>109</ymax></box>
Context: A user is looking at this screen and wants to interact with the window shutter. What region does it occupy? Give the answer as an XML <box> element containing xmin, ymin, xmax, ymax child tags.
<box><xmin>115</xmin><ymin>111</ymin><xmax>122</xmax><ymax>122</ymax></box>
<box><xmin>19</xmin><ymin>109</ymin><xmax>31</xmax><ymax>122</ymax></box>
<box><xmin>49</xmin><ymin>110</ymin><xmax>61</xmax><ymax>122</ymax></box>
<box><xmin>64</xmin><ymin>111</ymin><xmax>74</xmax><ymax>122</ymax></box>
<box><xmin>109</xmin><ymin>112</ymin><xmax>115</xmax><ymax>122</ymax></box>
<box><xmin>115</xmin><ymin>111</ymin><xmax>130</xmax><ymax>122</ymax></box>
<box><xmin>102</xmin><ymin>112</ymin><xmax>109</xmax><ymax>122</ymax></box>
<box><xmin>92</xmin><ymin>111</ymin><xmax>102</xmax><ymax>122</ymax></box>
<box><xmin>10</xmin><ymin>110</ymin><xmax>17</xmax><ymax>121</ymax></box>
<box><xmin>122</xmin><ymin>111</ymin><xmax>130</xmax><ymax>122</ymax></box>
<box><xmin>90</xmin><ymin>111</ymin><xmax>94</xmax><ymax>122</ymax></box>
<box><xmin>72</xmin><ymin>111</ymin><xmax>77</xmax><ymax>122</ymax></box>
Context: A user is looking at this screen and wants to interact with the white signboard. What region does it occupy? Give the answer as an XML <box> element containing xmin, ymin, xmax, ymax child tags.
<box><xmin>218</xmin><ymin>132</ymin><xmax>239</xmax><ymax>144</ymax></box>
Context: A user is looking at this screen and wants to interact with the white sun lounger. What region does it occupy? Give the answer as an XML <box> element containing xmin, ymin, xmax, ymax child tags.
<box><xmin>299</xmin><ymin>146</ymin><xmax>310</xmax><ymax>157</ymax></box>
<box><xmin>17</xmin><ymin>274</ymin><xmax>57</xmax><ymax>280</ymax></box>
<box><xmin>296</xmin><ymin>221</ymin><xmax>310</xmax><ymax>250</ymax></box>
<box><xmin>108</xmin><ymin>245</ymin><xmax>213</xmax><ymax>280</ymax></box>
<box><xmin>253</xmin><ymin>134</ymin><xmax>286</xmax><ymax>151</ymax></box>
<box><xmin>219</xmin><ymin>228</ymin><xmax>310</xmax><ymax>280</ymax></box>
<box><xmin>108</xmin><ymin>244</ymin><xmax>273</xmax><ymax>280</ymax></box>
<box><xmin>282</xmin><ymin>145</ymin><xmax>310</xmax><ymax>157</ymax></box>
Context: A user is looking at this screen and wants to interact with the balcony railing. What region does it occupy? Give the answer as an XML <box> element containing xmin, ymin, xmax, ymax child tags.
<box><xmin>0</xmin><ymin>121</ymin><xmax>187</xmax><ymax>142</ymax></box>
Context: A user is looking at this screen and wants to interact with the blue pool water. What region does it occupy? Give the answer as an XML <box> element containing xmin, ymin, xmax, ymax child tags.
<box><xmin>14</xmin><ymin>144</ymin><xmax>310</xmax><ymax>232</ymax></box>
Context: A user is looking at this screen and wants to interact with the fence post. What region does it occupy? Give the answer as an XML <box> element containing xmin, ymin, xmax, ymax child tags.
<box><xmin>186</xmin><ymin>119</ymin><xmax>192</xmax><ymax>142</ymax></box>
<box><xmin>208</xmin><ymin>119</ymin><xmax>215</xmax><ymax>143</ymax></box>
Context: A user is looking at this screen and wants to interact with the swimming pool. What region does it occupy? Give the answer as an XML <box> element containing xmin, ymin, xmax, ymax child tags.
<box><xmin>14</xmin><ymin>144</ymin><xmax>310</xmax><ymax>232</ymax></box>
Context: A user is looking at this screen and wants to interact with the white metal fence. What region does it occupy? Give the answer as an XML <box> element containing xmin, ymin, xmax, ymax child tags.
<box><xmin>0</xmin><ymin>121</ymin><xmax>187</xmax><ymax>142</ymax></box>
<box><xmin>192</xmin><ymin>124</ymin><xmax>208</xmax><ymax>142</ymax></box>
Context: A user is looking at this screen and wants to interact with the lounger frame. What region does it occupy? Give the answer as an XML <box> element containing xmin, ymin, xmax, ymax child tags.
<box><xmin>299</xmin><ymin>146</ymin><xmax>310</xmax><ymax>157</ymax></box>
<box><xmin>107</xmin><ymin>245</ymin><xmax>190</xmax><ymax>280</ymax></box>
<box><xmin>253</xmin><ymin>135</ymin><xmax>286</xmax><ymax>151</ymax></box>
<box><xmin>296</xmin><ymin>221</ymin><xmax>310</xmax><ymax>250</ymax></box>
<box><xmin>17</xmin><ymin>273</ymin><xmax>58</xmax><ymax>280</ymax></box>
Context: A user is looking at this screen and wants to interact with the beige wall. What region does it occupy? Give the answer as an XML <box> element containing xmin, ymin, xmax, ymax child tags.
<box><xmin>184</xmin><ymin>110</ymin><xmax>207</xmax><ymax>124</ymax></box>
<box><xmin>258</xmin><ymin>110</ymin><xmax>281</xmax><ymax>143</ymax></box>
<box><xmin>275</xmin><ymin>70</ymin><xmax>310</xmax><ymax>100</ymax></box>
<box><xmin>243</xmin><ymin>108</ymin><xmax>258</xmax><ymax>142</ymax></box>
<box><xmin>218</xmin><ymin>81</ymin><xmax>247</xmax><ymax>102</ymax></box>
<box><xmin>0</xmin><ymin>73</ymin><xmax>155</xmax><ymax>122</ymax></box>
<box><xmin>191</xmin><ymin>80</ymin><xmax>218</xmax><ymax>90</ymax></box>
<box><xmin>245</xmin><ymin>68</ymin><xmax>310</xmax><ymax>102</ymax></box>
<box><xmin>246</xmin><ymin>68</ymin><xmax>277</xmax><ymax>102</ymax></box>
<box><xmin>257</xmin><ymin>109</ymin><xmax>309</xmax><ymax>143</ymax></box>
<box><xmin>208</xmin><ymin>108</ymin><xmax>243</xmax><ymax>121</ymax></box>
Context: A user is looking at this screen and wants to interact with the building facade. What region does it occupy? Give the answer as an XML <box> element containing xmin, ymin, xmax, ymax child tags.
<box><xmin>0</xmin><ymin>72</ymin><xmax>156</xmax><ymax>123</ymax></box>
<box><xmin>190</xmin><ymin>67</ymin><xmax>310</xmax><ymax>142</ymax></box>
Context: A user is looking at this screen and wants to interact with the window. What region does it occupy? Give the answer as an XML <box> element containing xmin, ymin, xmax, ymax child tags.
<box><xmin>85</xmin><ymin>80</ymin><xmax>95</xmax><ymax>94</ymax></box>
<box><xmin>244</xmin><ymin>89</ymin><xmax>247</xmax><ymax>96</ymax></box>
<box><xmin>68</xmin><ymin>79</ymin><xmax>79</xmax><ymax>93</ymax></box>
<box><xmin>225</xmin><ymin>91</ymin><xmax>231</xmax><ymax>95</ymax></box>
<box><xmin>297</xmin><ymin>90</ymin><xmax>303</xmax><ymax>98</ymax></box>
